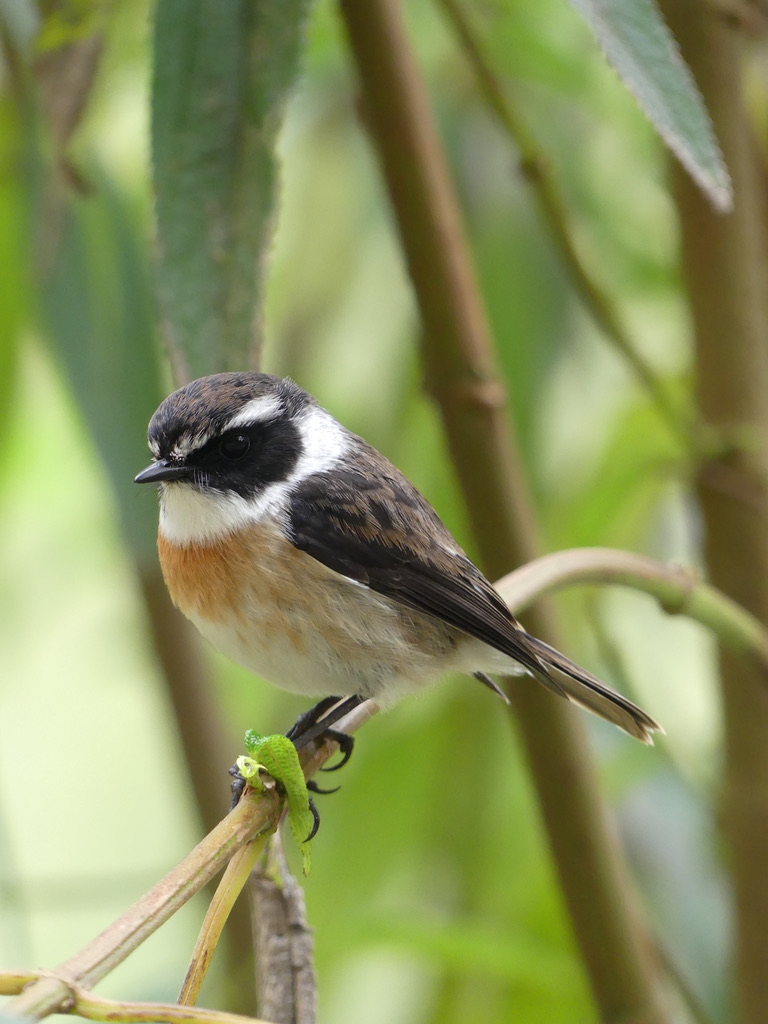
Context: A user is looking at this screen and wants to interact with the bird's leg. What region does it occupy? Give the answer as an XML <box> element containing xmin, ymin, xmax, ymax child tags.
<box><xmin>286</xmin><ymin>695</ymin><xmax>343</xmax><ymax>744</ymax></box>
<box><xmin>286</xmin><ymin>694</ymin><xmax>363</xmax><ymax>770</ymax></box>
<box><xmin>229</xmin><ymin>695</ymin><xmax>363</xmax><ymax>818</ymax></box>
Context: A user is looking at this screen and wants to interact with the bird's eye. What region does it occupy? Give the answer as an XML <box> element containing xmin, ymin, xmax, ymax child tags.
<box><xmin>219</xmin><ymin>433</ymin><xmax>251</xmax><ymax>461</ymax></box>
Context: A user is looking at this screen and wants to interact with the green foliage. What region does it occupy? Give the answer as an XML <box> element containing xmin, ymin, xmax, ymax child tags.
<box><xmin>36</xmin><ymin>0</ymin><xmax>112</xmax><ymax>51</ymax></box>
<box><xmin>0</xmin><ymin>0</ymin><xmax>734</xmax><ymax>1020</ymax></box>
<box><xmin>239</xmin><ymin>730</ymin><xmax>313</xmax><ymax>873</ymax></box>
<box><xmin>38</xmin><ymin>173</ymin><xmax>163</xmax><ymax>560</ymax></box>
<box><xmin>151</xmin><ymin>0</ymin><xmax>312</xmax><ymax>382</ymax></box>
<box><xmin>566</xmin><ymin>0</ymin><xmax>731</xmax><ymax>210</ymax></box>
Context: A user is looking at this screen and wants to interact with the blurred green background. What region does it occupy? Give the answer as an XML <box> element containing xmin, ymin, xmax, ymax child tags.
<box><xmin>0</xmin><ymin>1</ymin><xmax>726</xmax><ymax>1022</ymax></box>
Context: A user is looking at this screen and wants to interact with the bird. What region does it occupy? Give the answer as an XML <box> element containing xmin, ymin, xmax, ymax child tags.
<box><xmin>135</xmin><ymin>371</ymin><xmax>661</xmax><ymax>746</ymax></box>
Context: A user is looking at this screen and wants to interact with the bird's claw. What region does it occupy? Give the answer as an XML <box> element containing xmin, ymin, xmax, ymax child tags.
<box><xmin>319</xmin><ymin>727</ymin><xmax>354</xmax><ymax>771</ymax></box>
<box><xmin>307</xmin><ymin>778</ymin><xmax>341</xmax><ymax>795</ymax></box>
<box><xmin>229</xmin><ymin>763</ymin><xmax>247</xmax><ymax>810</ymax></box>
<box><xmin>305</xmin><ymin>797</ymin><xmax>320</xmax><ymax>842</ymax></box>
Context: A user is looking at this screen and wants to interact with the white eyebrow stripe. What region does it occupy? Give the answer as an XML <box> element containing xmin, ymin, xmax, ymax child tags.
<box><xmin>173</xmin><ymin>430</ymin><xmax>212</xmax><ymax>458</ymax></box>
<box><xmin>224</xmin><ymin>395</ymin><xmax>283</xmax><ymax>430</ymax></box>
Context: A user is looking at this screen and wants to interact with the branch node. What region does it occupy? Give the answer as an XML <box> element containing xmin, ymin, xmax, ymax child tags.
<box><xmin>427</xmin><ymin>373</ymin><xmax>507</xmax><ymax>411</ymax></box>
<box><xmin>658</xmin><ymin>564</ymin><xmax>701</xmax><ymax>617</ymax></box>
<box><xmin>27</xmin><ymin>971</ymin><xmax>76</xmax><ymax>1012</ymax></box>
<box><xmin>518</xmin><ymin>154</ymin><xmax>547</xmax><ymax>183</ymax></box>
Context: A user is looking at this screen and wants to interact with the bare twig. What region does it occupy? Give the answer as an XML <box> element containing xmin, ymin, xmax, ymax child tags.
<box><xmin>178</xmin><ymin>835</ymin><xmax>272</xmax><ymax>1007</ymax></box>
<box><xmin>496</xmin><ymin>547</ymin><xmax>768</xmax><ymax>670</ymax></box>
<box><xmin>0</xmin><ymin>972</ymin><xmax>272</xmax><ymax>1024</ymax></box>
<box><xmin>249</xmin><ymin>838</ymin><xmax>317</xmax><ymax>1024</ymax></box>
<box><xmin>4</xmin><ymin>704</ymin><xmax>373</xmax><ymax>1023</ymax></box>
<box><xmin>4</xmin><ymin>791</ymin><xmax>279</xmax><ymax>1022</ymax></box>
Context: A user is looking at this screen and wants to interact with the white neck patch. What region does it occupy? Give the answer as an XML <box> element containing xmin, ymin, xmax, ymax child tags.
<box><xmin>158</xmin><ymin>403</ymin><xmax>350</xmax><ymax>546</ymax></box>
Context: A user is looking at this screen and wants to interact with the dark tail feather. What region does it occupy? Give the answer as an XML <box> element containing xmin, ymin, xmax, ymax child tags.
<box><xmin>523</xmin><ymin>634</ymin><xmax>662</xmax><ymax>744</ymax></box>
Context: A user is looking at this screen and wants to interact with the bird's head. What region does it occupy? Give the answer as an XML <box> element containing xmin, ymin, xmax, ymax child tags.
<box><xmin>135</xmin><ymin>372</ymin><xmax>348</xmax><ymax>543</ymax></box>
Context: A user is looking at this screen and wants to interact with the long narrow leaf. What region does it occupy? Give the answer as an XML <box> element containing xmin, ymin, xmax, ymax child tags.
<box><xmin>151</xmin><ymin>0</ymin><xmax>312</xmax><ymax>382</ymax></box>
<box><xmin>568</xmin><ymin>0</ymin><xmax>732</xmax><ymax>211</ymax></box>
<box><xmin>39</xmin><ymin>174</ymin><xmax>164</xmax><ymax>562</ymax></box>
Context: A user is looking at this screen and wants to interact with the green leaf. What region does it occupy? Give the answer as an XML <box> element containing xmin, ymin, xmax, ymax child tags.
<box><xmin>35</xmin><ymin>0</ymin><xmax>111</xmax><ymax>51</ymax></box>
<box><xmin>151</xmin><ymin>0</ymin><xmax>312</xmax><ymax>382</ymax></box>
<box><xmin>38</xmin><ymin>171</ymin><xmax>164</xmax><ymax>562</ymax></box>
<box><xmin>0</xmin><ymin>102</ymin><xmax>26</xmax><ymax>462</ymax></box>
<box><xmin>238</xmin><ymin>731</ymin><xmax>313</xmax><ymax>874</ymax></box>
<box><xmin>567</xmin><ymin>0</ymin><xmax>732</xmax><ymax>211</ymax></box>
<box><xmin>0</xmin><ymin>0</ymin><xmax>40</xmax><ymax>53</ymax></box>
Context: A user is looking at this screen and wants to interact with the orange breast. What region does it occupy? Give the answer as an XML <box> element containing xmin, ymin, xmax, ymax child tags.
<box><xmin>156</xmin><ymin>518</ymin><xmax>466</xmax><ymax>697</ymax></box>
<box><xmin>157</xmin><ymin>521</ymin><xmax>303</xmax><ymax>625</ymax></box>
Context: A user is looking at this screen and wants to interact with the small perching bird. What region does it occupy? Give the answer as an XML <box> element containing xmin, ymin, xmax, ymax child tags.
<box><xmin>135</xmin><ymin>372</ymin><xmax>661</xmax><ymax>744</ymax></box>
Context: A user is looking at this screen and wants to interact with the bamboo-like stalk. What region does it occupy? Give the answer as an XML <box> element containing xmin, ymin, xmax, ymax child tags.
<box><xmin>658</xmin><ymin>2</ymin><xmax>768</xmax><ymax>1020</ymax></box>
<box><xmin>435</xmin><ymin>0</ymin><xmax>699</xmax><ymax>455</ymax></box>
<box><xmin>338</xmin><ymin>2</ymin><xmax>669</xmax><ymax>1020</ymax></box>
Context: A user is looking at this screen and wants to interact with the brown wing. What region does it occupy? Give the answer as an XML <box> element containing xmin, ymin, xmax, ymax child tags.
<box><xmin>287</xmin><ymin>452</ymin><xmax>662</xmax><ymax>743</ymax></box>
<box><xmin>287</xmin><ymin>458</ymin><xmax>562</xmax><ymax>690</ymax></box>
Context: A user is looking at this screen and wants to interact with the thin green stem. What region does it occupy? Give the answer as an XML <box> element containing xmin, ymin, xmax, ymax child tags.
<box><xmin>0</xmin><ymin>972</ymin><xmax>272</xmax><ymax>1024</ymax></box>
<box><xmin>496</xmin><ymin>547</ymin><xmax>768</xmax><ymax>669</ymax></box>
<box><xmin>179</xmin><ymin>834</ymin><xmax>272</xmax><ymax>1006</ymax></box>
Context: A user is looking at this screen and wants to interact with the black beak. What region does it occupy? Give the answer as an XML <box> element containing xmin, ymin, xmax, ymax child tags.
<box><xmin>134</xmin><ymin>460</ymin><xmax>192</xmax><ymax>484</ymax></box>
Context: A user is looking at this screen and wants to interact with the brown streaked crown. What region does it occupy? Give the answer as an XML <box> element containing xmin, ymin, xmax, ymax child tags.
<box><xmin>144</xmin><ymin>373</ymin><xmax>313</xmax><ymax>499</ymax></box>
<box><xmin>147</xmin><ymin>373</ymin><xmax>311</xmax><ymax>458</ymax></box>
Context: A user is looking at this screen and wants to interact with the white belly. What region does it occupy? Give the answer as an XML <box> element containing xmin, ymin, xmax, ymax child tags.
<box><xmin>158</xmin><ymin>514</ymin><xmax>489</xmax><ymax>705</ymax></box>
<box><xmin>187</xmin><ymin>584</ymin><xmax>471</xmax><ymax>704</ymax></box>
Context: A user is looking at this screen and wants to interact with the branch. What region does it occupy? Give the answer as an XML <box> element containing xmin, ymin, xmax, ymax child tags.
<box><xmin>247</xmin><ymin>839</ymin><xmax>317</xmax><ymax>1024</ymax></box>
<box><xmin>3</xmin><ymin>702</ymin><xmax>374</xmax><ymax>1023</ymax></box>
<box><xmin>4</xmin><ymin>792</ymin><xmax>279</xmax><ymax>1021</ymax></box>
<box><xmin>658</xmin><ymin>3</ymin><xmax>768</xmax><ymax>1020</ymax></box>
<box><xmin>339</xmin><ymin>2</ymin><xmax>670</xmax><ymax>1020</ymax></box>
<box><xmin>496</xmin><ymin>547</ymin><xmax>768</xmax><ymax>669</ymax></box>
<box><xmin>0</xmin><ymin>972</ymin><xmax>272</xmax><ymax>1024</ymax></box>
<box><xmin>178</xmin><ymin>834</ymin><xmax>271</xmax><ymax>1007</ymax></box>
